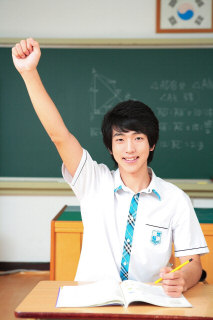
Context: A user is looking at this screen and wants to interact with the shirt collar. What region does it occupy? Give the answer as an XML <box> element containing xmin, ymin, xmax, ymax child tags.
<box><xmin>114</xmin><ymin>167</ymin><xmax>161</xmax><ymax>201</ymax></box>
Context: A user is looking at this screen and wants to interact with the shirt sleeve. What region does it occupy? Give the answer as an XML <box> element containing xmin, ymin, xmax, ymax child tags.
<box><xmin>62</xmin><ymin>149</ymin><xmax>111</xmax><ymax>202</ymax></box>
<box><xmin>172</xmin><ymin>191</ymin><xmax>209</xmax><ymax>257</ymax></box>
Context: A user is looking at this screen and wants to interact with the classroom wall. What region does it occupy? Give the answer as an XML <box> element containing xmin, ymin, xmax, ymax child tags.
<box><xmin>0</xmin><ymin>0</ymin><xmax>213</xmax><ymax>263</ymax></box>
<box><xmin>0</xmin><ymin>195</ymin><xmax>79</xmax><ymax>262</ymax></box>
<box><xmin>1</xmin><ymin>0</ymin><xmax>213</xmax><ymax>40</ymax></box>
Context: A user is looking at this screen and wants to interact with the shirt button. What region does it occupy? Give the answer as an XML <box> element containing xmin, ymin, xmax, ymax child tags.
<box><xmin>127</xmin><ymin>239</ymin><xmax>130</xmax><ymax>243</ymax></box>
<box><xmin>124</xmin><ymin>262</ymin><xmax>127</xmax><ymax>266</ymax></box>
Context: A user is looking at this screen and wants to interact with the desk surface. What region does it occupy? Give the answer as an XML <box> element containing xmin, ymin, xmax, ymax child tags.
<box><xmin>15</xmin><ymin>281</ymin><xmax>213</xmax><ymax>320</ymax></box>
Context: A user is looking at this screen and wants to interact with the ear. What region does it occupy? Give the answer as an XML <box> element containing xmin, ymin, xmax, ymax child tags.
<box><xmin>150</xmin><ymin>145</ymin><xmax>155</xmax><ymax>152</ymax></box>
<box><xmin>108</xmin><ymin>148</ymin><xmax>113</xmax><ymax>155</ymax></box>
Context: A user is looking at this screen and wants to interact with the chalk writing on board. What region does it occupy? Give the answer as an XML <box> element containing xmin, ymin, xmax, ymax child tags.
<box><xmin>89</xmin><ymin>69</ymin><xmax>131</xmax><ymax>118</ymax></box>
<box><xmin>89</xmin><ymin>75</ymin><xmax>212</xmax><ymax>152</ymax></box>
<box><xmin>150</xmin><ymin>79</ymin><xmax>213</xmax><ymax>91</ymax></box>
<box><xmin>159</xmin><ymin>92</ymin><xmax>199</xmax><ymax>103</ymax></box>
<box><xmin>192</xmin><ymin>78</ymin><xmax>213</xmax><ymax>90</ymax></box>
<box><xmin>156</xmin><ymin>107</ymin><xmax>213</xmax><ymax>118</ymax></box>
<box><xmin>159</xmin><ymin>121</ymin><xmax>212</xmax><ymax>134</ymax></box>
<box><xmin>150</xmin><ymin>80</ymin><xmax>186</xmax><ymax>91</ymax></box>
<box><xmin>159</xmin><ymin>140</ymin><xmax>204</xmax><ymax>151</ymax></box>
<box><xmin>149</xmin><ymin>79</ymin><xmax>213</xmax><ymax>150</ymax></box>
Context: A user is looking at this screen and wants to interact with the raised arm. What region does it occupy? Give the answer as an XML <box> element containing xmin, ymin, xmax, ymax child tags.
<box><xmin>12</xmin><ymin>38</ymin><xmax>83</xmax><ymax>177</ymax></box>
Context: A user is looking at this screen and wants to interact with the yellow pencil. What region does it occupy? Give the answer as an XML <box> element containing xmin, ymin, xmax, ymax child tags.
<box><xmin>155</xmin><ymin>258</ymin><xmax>193</xmax><ymax>284</ymax></box>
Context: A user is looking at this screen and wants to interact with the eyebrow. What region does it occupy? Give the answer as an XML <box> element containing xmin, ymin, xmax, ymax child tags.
<box><xmin>112</xmin><ymin>131</ymin><xmax>143</xmax><ymax>137</ymax></box>
<box><xmin>113</xmin><ymin>132</ymin><xmax>125</xmax><ymax>137</ymax></box>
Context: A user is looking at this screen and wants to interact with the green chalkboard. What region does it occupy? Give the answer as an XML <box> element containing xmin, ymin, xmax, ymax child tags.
<box><xmin>0</xmin><ymin>47</ymin><xmax>213</xmax><ymax>179</ymax></box>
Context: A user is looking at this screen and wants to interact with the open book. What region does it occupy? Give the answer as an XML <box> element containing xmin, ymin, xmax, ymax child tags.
<box><xmin>56</xmin><ymin>280</ymin><xmax>192</xmax><ymax>308</ymax></box>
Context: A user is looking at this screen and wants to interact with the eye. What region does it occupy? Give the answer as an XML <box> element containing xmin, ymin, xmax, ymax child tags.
<box><xmin>135</xmin><ymin>136</ymin><xmax>144</xmax><ymax>141</ymax></box>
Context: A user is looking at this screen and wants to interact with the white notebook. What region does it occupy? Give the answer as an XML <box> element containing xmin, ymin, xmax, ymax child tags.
<box><xmin>56</xmin><ymin>280</ymin><xmax>192</xmax><ymax>308</ymax></box>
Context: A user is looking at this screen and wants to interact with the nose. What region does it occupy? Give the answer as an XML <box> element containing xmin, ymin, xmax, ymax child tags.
<box><xmin>126</xmin><ymin>139</ymin><xmax>136</xmax><ymax>153</ymax></box>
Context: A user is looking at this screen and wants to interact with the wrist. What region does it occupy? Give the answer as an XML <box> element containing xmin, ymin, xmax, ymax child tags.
<box><xmin>21</xmin><ymin>68</ymin><xmax>39</xmax><ymax>82</ymax></box>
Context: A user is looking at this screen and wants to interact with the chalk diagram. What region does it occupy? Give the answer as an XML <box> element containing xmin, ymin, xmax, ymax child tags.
<box><xmin>90</xmin><ymin>69</ymin><xmax>131</xmax><ymax>118</ymax></box>
<box><xmin>89</xmin><ymin>69</ymin><xmax>132</xmax><ymax>137</ymax></box>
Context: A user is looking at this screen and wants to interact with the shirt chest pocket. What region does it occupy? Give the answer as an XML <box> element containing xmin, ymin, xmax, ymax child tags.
<box><xmin>141</xmin><ymin>223</ymin><xmax>171</xmax><ymax>251</ymax></box>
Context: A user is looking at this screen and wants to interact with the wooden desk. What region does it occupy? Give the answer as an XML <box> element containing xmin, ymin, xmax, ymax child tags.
<box><xmin>50</xmin><ymin>206</ymin><xmax>83</xmax><ymax>281</ymax></box>
<box><xmin>15</xmin><ymin>281</ymin><xmax>213</xmax><ymax>320</ymax></box>
<box><xmin>50</xmin><ymin>206</ymin><xmax>213</xmax><ymax>283</ymax></box>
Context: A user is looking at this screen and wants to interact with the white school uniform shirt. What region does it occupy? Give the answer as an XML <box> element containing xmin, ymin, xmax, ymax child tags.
<box><xmin>62</xmin><ymin>149</ymin><xmax>209</xmax><ymax>282</ymax></box>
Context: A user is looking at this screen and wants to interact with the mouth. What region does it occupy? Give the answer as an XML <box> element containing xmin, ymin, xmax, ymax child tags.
<box><xmin>123</xmin><ymin>156</ymin><xmax>139</xmax><ymax>163</ymax></box>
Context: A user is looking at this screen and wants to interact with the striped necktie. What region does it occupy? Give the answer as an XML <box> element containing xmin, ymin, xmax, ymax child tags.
<box><xmin>120</xmin><ymin>193</ymin><xmax>140</xmax><ymax>281</ymax></box>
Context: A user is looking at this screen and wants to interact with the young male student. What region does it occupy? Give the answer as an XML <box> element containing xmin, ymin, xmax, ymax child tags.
<box><xmin>12</xmin><ymin>38</ymin><xmax>209</xmax><ymax>298</ymax></box>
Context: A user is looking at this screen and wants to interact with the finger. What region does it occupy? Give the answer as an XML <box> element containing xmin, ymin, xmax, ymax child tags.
<box><xmin>163</xmin><ymin>278</ymin><xmax>179</xmax><ymax>285</ymax></box>
<box><xmin>162</xmin><ymin>278</ymin><xmax>184</xmax><ymax>286</ymax></box>
<box><xmin>27</xmin><ymin>38</ymin><xmax>41</xmax><ymax>57</ymax></box>
<box><xmin>163</xmin><ymin>285</ymin><xmax>183</xmax><ymax>297</ymax></box>
<box><xmin>162</xmin><ymin>270</ymin><xmax>181</xmax><ymax>280</ymax></box>
<box><xmin>164</xmin><ymin>274</ymin><xmax>185</xmax><ymax>288</ymax></box>
<box><xmin>159</xmin><ymin>267</ymin><xmax>172</xmax><ymax>278</ymax></box>
<box><xmin>12</xmin><ymin>47</ymin><xmax>21</xmax><ymax>59</ymax></box>
<box><xmin>20</xmin><ymin>40</ymin><xmax>30</xmax><ymax>56</ymax></box>
<box><xmin>26</xmin><ymin>38</ymin><xmax>34</xmax><ymax>53</ymax></box>
<box><xmin>15</xmin><ymin>43</ymin><xmax>25</xmax><ymax>58</ymax></box>
<box><xmin>163</xmin><ymin>288</ymin><xmax>183</xmax><ymax>298</ymax></box>
<box><xmin>32</xmin><ymin>39</ymin><xmax>41</xmax><ymax>55</ymax></box>
<box><xmin>160</xmin><ymin>267</ymin><xmax>172</xmax><ymax>274</ymax></box>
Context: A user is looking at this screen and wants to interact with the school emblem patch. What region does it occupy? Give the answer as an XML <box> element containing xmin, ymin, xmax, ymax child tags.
<box><xmin>151</xmin><ymin>230</ymin><xmax>162</xmax><ymax>245</ymax></box>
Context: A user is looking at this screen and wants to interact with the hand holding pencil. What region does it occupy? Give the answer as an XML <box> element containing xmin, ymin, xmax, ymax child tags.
<box><xmin>155</xmin><ymin>258</ymin><xmax>193</xmax><ymax>298</ymax></box>
<box><xmin>155</xmin><ymin>258</ymin><xmax>193</xmax><ymax>284</ymax></box>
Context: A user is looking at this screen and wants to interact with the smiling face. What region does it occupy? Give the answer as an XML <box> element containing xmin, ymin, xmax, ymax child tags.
<box><xmin>111</xmin><ymin>128</ymin><xmax>155</xmax><ymax>177</ymax></box>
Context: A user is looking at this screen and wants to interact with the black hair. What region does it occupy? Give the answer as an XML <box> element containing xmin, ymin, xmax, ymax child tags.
<box><xmin>101</xmin><ymin>100</ymin><xmax>159</xmax><ymax>164</ymax></box>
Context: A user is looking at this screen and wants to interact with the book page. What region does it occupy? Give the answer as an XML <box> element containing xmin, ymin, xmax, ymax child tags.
<box><xmin>56</xmin><ymin>280</ymin><xmax>124</xmax><ymax>307</ymax></box>
<box><xmin>121</xmin><ymin>280</ymin><xmax>192</xmax><ymax>308</ymax></box>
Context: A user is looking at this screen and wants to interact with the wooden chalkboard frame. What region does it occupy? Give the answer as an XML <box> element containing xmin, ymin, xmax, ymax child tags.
<box><xmin>0</xmin><ymin>179</ymin><xmax>213</xmax><ymax>198</ymax></box>
<box><xmin>1</xmin><ymin>37</ymin><xmax>213</xmax><ymax>47</ymax></box>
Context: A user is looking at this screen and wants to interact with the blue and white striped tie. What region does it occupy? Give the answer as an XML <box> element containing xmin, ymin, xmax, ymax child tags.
<box><xmin>120</xmin><ymin>193</ymin><xmax>140</xmax><ymax>281</ymax></box>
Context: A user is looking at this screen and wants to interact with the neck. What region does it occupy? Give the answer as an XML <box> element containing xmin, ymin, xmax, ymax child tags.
<box><xmin>119</xmin><ymin>168</ymin><xmax>151</xmax><ymax>193</ymax></box>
